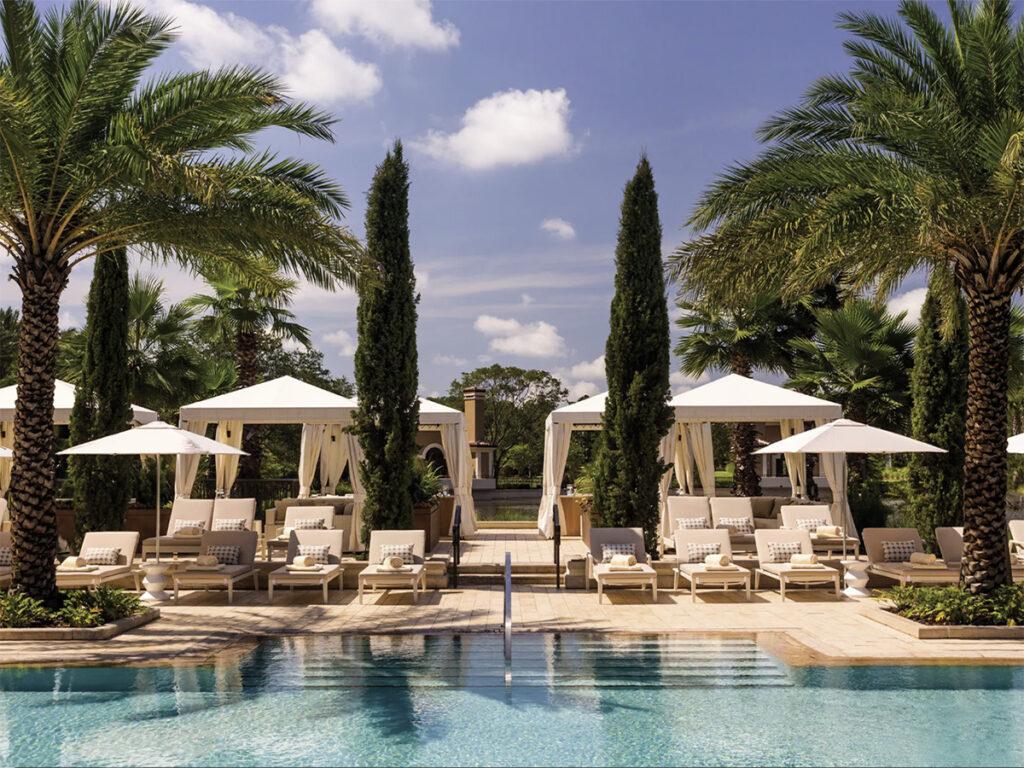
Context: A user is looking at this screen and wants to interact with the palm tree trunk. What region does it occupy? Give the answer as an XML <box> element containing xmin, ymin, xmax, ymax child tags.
<box><xmin>10</xmin><ymin>264</ymin><xmax>69</xmax><ymax>601</ymax></box>
<box><xmin>961</xmin><ymin>286</ymin><xmax>1012</xmax><ymax>593</ymax></box>
<box><xmin>729</xmin><ymin>355</ymin><xmax>760</xmax><ymax>496</ymax></box>
<box><xmin>236</xmin><ymin>329</ymin><xmax>262</xmax><ymax>479</ymax></box>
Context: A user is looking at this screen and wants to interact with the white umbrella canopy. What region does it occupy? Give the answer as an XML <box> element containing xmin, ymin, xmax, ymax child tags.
<box><xmin>754</xmin><ymin>419</ymin><xmax>946</xmax><ymax>456</ymax></box>
<box><xmin>59</xmin><ymin>421</ymin><xmax>245</xmax><ymax>601</ymax></box>
<box><xmin>1008</xmin><ymin>433</ymin><xmax>1024</xmax><ymax>453</ymax></box>
<box><xmin>0</xmin><ymin>446</ymin><xmax>10</xmax><ymax>458</ymax></box>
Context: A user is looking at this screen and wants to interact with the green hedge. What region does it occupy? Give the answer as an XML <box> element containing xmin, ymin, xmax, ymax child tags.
<box><xmin>0</xmin><ymin>587</ymin><xmax>142</xmax><ymax>629</ymax></box>
<box><xmin>879</xmin><ymin>584</ymin><xmax>1024</xmax><ymax>626</ymax></box>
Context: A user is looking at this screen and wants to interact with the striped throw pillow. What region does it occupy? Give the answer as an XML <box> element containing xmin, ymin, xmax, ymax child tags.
<box><xmin>686</xmin><ymin>542</ymin><xmax>721</xmax><ymax>563</ymax></box>
<box><xmin>718</xmin><ymin>517</ymin><xmax>754</xmax><ymax>535</ymax></box>
<box><xmin>298</xmin><ymin>544</ymin><xmax>330</xmax><ymax>565</ymax></box>
<box><xmin>677</xmin><ymin>516</ymin><xmax>709</xmax><ymax>530</ymax></box>
<box><xmin>766</xmin><ymin>541</ymin><xmax>802</xmax><ymax>563</ymax></box>
<box><xmin>380</xmin><ymin>543</ymin><xmax>414</xmax><ymax>565</ymax></box>
<box><xmin>293</xmin><ymin>517</ymin><xmax>327</xmax><ymax>531</ymax></box>
<box><xmin>881</xmin><ymin>540</ymin><xmax>918</xmax><ymax>563</ymax></box>
<box><xmin>795</xmin><ymin>518</ymin><xmax>829</xmax><ymax>531</ymax></box>
<box><xmin>212</xmin><ymin>518</ymin><xmax>247</xmax><ymax>532</ymax></box>
<box><xmin>206</xmin><ymin>545</ymin><xmax>239</xmax><ymax>565</ymax></box>
<box><xmin>0</xmin><ymin>547</ymin><xmax>11</xmax><ymax>567</ymax></box>
<box><xmin>601</xmin><ymin>542</ymin><xmax>635</xmax><ymax>563</ymax></box>
<box><xmin>82</xmin><ymin>547</ymin><xmax>120</xmax><ymax>566</ymax></box>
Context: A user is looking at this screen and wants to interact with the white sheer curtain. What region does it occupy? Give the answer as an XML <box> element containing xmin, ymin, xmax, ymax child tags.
<box><xmin>344</xmin><ymin>432</ymin><xmax>365</xmax><ymax>549</ymax></box>
<box><xmin>439</xmin><ymin>421</ymin><xmax>477</xmax><ymax>536</ymax></box>
<box><xmin>537</xmin><ymin>415</ymin><xmax>571</xmax><ymax>538</ymax></box>
<box><xmin>674</xmin><ymin>427</ymin><xmax>694</xmax><ymax>495</ymax></box>
<box><xmin>297</xmin><ymin>423</ymin><xmax>326</xmax><ymax>498</ymax></box>
<box><xmin>0</xmin><ymin>420</ymin><xmax>12</xmax><ymax>495</ymax></box>
<box><xmin>215</xmin><ymin>420</ymin><xmax>243</xmax><ymax>496</ymax></box>
<box><xmin>815</xmin><ymin>418</ymin><xmax>855</xmax><ymax>539</ymax></box>
<box><xmin>658</xmin><ymin>423</ymin><xmax>679</xmax><ymax>537</ymax></box>
<box><xmin>779</xmin><ymin>418</ymin><xmax>807</xmax><ymax>497</ymax></box>
<box><xmin>174</xmin><ymin>419</ymin><xmax>208</xmax><ymax>497</ymax></box>
<box><xmin>686</xmin><ymin>422</ymin><xmax>716</xmax><ymax>497</ymax></box>
<box><xmin>319</xmin><ymin>424</ymin><xmax>347</xmax><ymax>493</ymax></box>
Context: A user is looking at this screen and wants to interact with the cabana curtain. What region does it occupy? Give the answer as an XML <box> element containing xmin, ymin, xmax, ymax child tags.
<box><xmin>779</xmin><ymin>418</ymin><xmax>807</xmax><ymax>497</ymax></box>
<box><xmin>686</xmin><ymin>422</ymin><xmax>716</xmax><ymax>497</ymax></box>
<box><xmin>440</xmin><ymin>421</ymin><xmax>477</xmax><ymax>536</ymax></box>
<box><xmin>319</xmin><ymin>424</ymin><xmax>348</xmax><ymax>493</ymax></box>
<box><xmin>0</xmin><ymin>421</ymin><xmax>11</xmax><ymax>495</ymax></box>
<box><xmin>214</xmin><ymin>420</ymin><xmax>243</xmax><ymax>495</ymax></box>
<box><xmin>297</xmin><ymin>423</ymin><xmax>326</xmax><ymax>498</ymax></box>
<box><xmin>815</xmin><ymin>418</ymin><xmax>855</xmax><ymax>540</ymax></box>
<box><xmin>174</xmin><ymin>420</ymin><xmax>208</xmax><ymax>497</ymax></box>
<box><xmin>538</xmin><ymin>415</ymin><xmax>571</xmax><ymax>537</ymax></box>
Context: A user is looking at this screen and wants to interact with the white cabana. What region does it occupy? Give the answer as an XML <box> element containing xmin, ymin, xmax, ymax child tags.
<box><xmin>0</xmin><ymin>379</ymin><xmax>158</xmax><ymax>495</ymax></box>
<box><xmin>1009</xmin><ymin>433</ymin><xmax>1024</xmax><ymax>453</ymax></box>
<box><xmin>418</xmin><ymin>398</ymin><xmax>477</xmax><ymax>536</ymax></box>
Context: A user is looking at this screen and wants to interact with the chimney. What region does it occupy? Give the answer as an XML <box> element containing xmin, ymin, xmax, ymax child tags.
<box><xmin>463</xmin><ymin>387</ymin><xmax>487</xmax><ymax>444</ymax></box>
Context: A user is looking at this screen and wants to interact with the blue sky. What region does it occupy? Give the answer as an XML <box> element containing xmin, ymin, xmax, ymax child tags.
<box><xmin>1</xmin><ymin>0</ymin><xmax>930</xmax><ymax>398</ymax></box>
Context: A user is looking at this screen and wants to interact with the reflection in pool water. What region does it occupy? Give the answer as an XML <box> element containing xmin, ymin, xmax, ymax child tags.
<box><xmin>1</xmin><ymin>634</ymin><xmax>1023</xmax><ymax>767</ymax></box>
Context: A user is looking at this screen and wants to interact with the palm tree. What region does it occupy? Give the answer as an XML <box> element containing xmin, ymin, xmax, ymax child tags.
<box><xmin>1</xmin><ymin>0</ymin><xmax>359</xmax><ymax>599</ymax></box>
<box><xmin>185</xmin><ymin>271</ymin><xmax>310</xmax><ymax>477</ymax></box>
<box><xmin>671</xmin><ymin>0</ymin><xmax>1024</xmax><ymax>593</ymax></box>
<box><xmin>675</xmin><ymin>293</ymin><xmax>804</xmax><ymax>495</ymax></box>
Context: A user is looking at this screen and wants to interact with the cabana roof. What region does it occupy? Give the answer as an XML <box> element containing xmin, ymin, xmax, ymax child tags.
<box><xmin>548</xmin><ymin>392</ymin><xmax>607</xmax><ymax>427</ymax></box>
<box><xmin>179</xmin><ymin>376</ymin><xmax>357</xmax><ymax>424</ymax></box>
<box><xmin>418</xmin><ymin>398</ymin><xmax>464</xmax><ymax>425</ymax></box>
<box><xmin>0</xmin><ymin>379</ymin><xmax>158</xmax><ymax>425</ymax></box>
<box><xmin>670</xmin><ymin>374</ymin><xmax>841</xmax><ymax>422</ymax></box>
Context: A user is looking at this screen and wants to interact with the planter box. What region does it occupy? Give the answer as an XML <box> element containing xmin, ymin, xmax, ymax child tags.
<box><xmin>559</xmin><ymin>495</ymin><xmax>591</xmax><ymax>539</ymax></box>
<box><xmin>0</xmin><ymin>608</ymin><xmax>160</xmax><ymax>642</ymax></box>
<box><xmin>437</xmin><ymin>497</ymin><xmax>456</xmax><ymax>537</ymax></box>
<box><xmin>413</xmin><ymin>504</ymin><xmax>440</xmax><ymax>553</ymax></box>
<box><xmin>861</xmin><ymin>603</ymin><xmax>1024</xmax><ymax>639</ymax></box>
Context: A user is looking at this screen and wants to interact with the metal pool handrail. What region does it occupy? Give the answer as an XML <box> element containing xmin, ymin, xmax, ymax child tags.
<box><xmin>552</xmin><ymin>502</ymin><xmax>561</xmax><ymax>590</ymax></box>
<box><xmin>504</xmin><ymin>550</ymin><xmax>512</xmax><ymax>682</ymax></box>
<box><xmin>451</xmin><ymin>504</ymin><xmax>462</xmax><ymax>589</ymax></box>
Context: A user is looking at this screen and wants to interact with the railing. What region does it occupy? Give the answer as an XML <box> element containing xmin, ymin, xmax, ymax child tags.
<box><xmin>503</xmin><ymin>550</ymin><xmax>512</xmax><ymax>684</ymax></box>
<box><xmin>451</xmin><ymin>503</ymin><xmax>462</xmax><ymax>589</ymax></box>
<box><xmin>552</xmin><ymin>502</ymin><xmax>561</xmax><ymax>590</ymax></box>
<box><xmin>192</xmin><ymin>478</ymin><xmax>300</xmax><ymax>520</ymax></box>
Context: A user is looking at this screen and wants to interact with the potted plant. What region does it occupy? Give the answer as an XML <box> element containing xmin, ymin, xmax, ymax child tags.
<box><xmin>411</xmin><ymin>457</ymin><xmax>443</xmax><ymax>550</ymax></box>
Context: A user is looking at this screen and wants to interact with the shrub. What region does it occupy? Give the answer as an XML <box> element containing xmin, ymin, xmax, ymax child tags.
<box><xmin>0</xmin><ymin>591</ymin><xmax>52</xmax><ymax>628</ymax></box>
<box><xmin>54</xmin><ymin>594</ymin><xmax>104</xmax><ymax>628</ymax></box>
<box><xmin>879</xmin><ymin>584</ymin><xmax>1024</xmax><ymax>626</ymax></box>
<box><xmin>87</xmin><ymin>587</ymin><xmax>142</xmax><ymax>622</ymax></box>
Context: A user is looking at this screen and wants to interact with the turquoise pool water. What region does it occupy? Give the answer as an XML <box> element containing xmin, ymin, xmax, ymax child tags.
<box><xmin>2</xmin><ymin>634</ymin><xmax>1023</xmax><ymax>767</ymax></box>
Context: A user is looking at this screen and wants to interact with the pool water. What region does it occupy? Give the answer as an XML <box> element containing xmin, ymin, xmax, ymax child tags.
<box><xmin>2</xmin><ymin>634</ymin><xmax>1023</xmax><ymax>767</ymax></box>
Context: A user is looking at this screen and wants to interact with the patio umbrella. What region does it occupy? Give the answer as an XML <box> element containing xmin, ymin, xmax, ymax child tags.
<box><xmin>0</xmin><ymin>446</ymin><xmax>10</xmax><ymax>458</ymax></box>
<box><xmin>1008</xmin><ymin>433</ymin><xmax>1024</xmax><ymax>453</ymax></box>
<box><xmin>60</xmin><ymin>421</ymin><xmax>245</xmax><ymax>601</ymax></box>
<box><xmin>754</xmin><ymin>419</ymin><xmax>945</xmax><ymax>561</ymax></box>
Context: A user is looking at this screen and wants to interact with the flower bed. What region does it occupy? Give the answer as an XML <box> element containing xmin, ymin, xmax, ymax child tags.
<box><xmin>0</xmin><ymin>587</ymin><xmax>143</xmax><ymax>629</ymax></box>
<box><xmin>878</xmin><ymin>584</ymin><xmax>1024</xmax><ymax>626</ymax></box>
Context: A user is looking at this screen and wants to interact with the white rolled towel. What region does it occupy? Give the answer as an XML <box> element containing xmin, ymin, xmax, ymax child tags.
<box><xmin>790</xmin><ymin>553</ymin><xmax>819</xmax><ymax>565</ymax></box>
<box><xmin>609</xmin><ymin>553</ymin><xmax>637</xmax><ymax>567</ymax></box>
<box><xmin>381</xmin><ymin>555</ymin><xmax>406</xmax><ymax>570</ymax></box>
<box><xmin>816</xmin><ymin>525</ymin><xmax>841</xmax><ymax>538</ymax></box>
<box><xmin>291</xmin><ymin>554</ymin><xmax>316</xmax><ymax>568</ymax></box>
<box><xmin>196</xmin><ymin>554</ymin><xmax>219</xmax><ymax>566</ymax></box>
<box><xmin>704</xmin><ymin>553</ymin><xmax>731</xmax><ymax>567</ymax></box>
<box><xmin>61</xmin><ymin>555</ymin><xmax>87</xmax><ymax>569</ymax></box>
<box><xmin>909</xmin><ymin>551</ymin><xmax>936</xmax><ymax>565</ymax></box>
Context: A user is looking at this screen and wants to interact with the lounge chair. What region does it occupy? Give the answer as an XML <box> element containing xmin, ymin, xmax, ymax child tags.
<box><xmin>673</xmin><ymin>528</ymin><xmax>751</xmax><ymax>601</ymax></box>
<box><xmin>267</xmin><ymin>529</ymin><xmax>345</xmax><ymax>603</ymax></box>
<box><xmin>664</xmin><ymin>496</ymin><xmax>712</xmax><ymax>548</ymax></box>
<box><xmin>1009</xmin><ymin>520</ymin><xmax>1024</xmax><ymax>558</ymax></box>
<box><xmin>863</xmin><ymin>528</ymin><xmax>959</xmax><ymax>586</ymax></box>
<box><xmin>710</xmin><ymin>497</ymin><xmax>757</xmax><ymax>553</ymax></box>
<box><xmin>171</xmin><ymin>530</ymin><xmax>259</xmax><ymax>603</ymax></box>
<box><xmin>935</xmin><ymin>526</ymin><xmax>1024</xmax><ymax>580</ymax></box>
<box><xmin>586</xmin><ymin>527</ymin><xmax>658</xmax><ymax>603</ymax></box>
<box><xmin>56</xmin><ymin>531</ymin><xmax>141</xmax><ymax>590</ymax></box>
<box><xmin>0</xmin><ymin>531</ymin><xmax>11</xmax><ymax>587</ymax></box>
<box><xmin>753</xmin><ymin>529</ymin><xmax>841</xmax><ymax>600</ymax></box>
<box><xmin>142</xmin><ymin>498</ymin><xmax>214</xmax><ymax>559</ymax></box>
<box><xmin>0</xmin><ymin>498</ymin><xmax>8</xmax><ymax>532</ymax></box>
<box><xmin>358</xmin><ymin>530</ymin><xmax>428</xmax><ymax>603</ymax></box>
<box><xmin>267</xmin><ymin>506</ymin><xmax>339</xmax><ymax>559</ymax></box>
<box><xmin>211</xmin><ymin>497</ymin><xmax>257</xmax><ymax>531</ymax></box>
<box><xmin>779</xmin><ymin>504</ymin><xmax>860</xmax><ymax>557</ymax></box>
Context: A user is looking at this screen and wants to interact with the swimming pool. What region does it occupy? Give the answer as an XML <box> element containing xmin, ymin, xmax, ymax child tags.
<box><xmin>1</xmin><ymin>634</ymin><xmax>1022</xmax><ymax>767</ymax></box>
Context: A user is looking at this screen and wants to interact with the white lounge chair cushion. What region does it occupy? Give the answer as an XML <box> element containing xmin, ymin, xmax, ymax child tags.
<box><xmin>82</xmin><ymin>547</ymin><xmax>120</xmax><ymax>565</ymax></box>
<box><xmin>717</xmin><ymin>517</ymin><xmax>754</xmax><ymax>535</ymax></box>
<box><xmin>600</xmin><ymin>543</ymin><xmax>635</xmax><ymax>563</ymax></box>
<box><xmin>686</xmin><ymin>542</ymin><xmax>721</xmax><ymax>563</ymax></box>
<box><xmin>297</xmin><ymin>544</ymin><xmax>330</xmax><ymax>565</ymax></box>
<box><xmin>0</xmin><ymin>547</ymin><xmax>10</xmax><ymax>567</ymax></box>
<box><xmin>57</xmin><ymin>564</ymin><xmax>129</xmax><ymax>579</ymax></box>
<box><xmin>380</xmin><ymin>543</ymin><xmax>415</xmax><ymax>565</ymax></box>
<box><xmin>766</xmin><ymin>541</ymin><xmax>802</xmax><ymax>563</ymax></box>
<box><xmin>678</xmin><ymin>562</ymin><xmax>746</xmax><ymax>576</ymax></box>
<box><xmin>178</xmin><ymin>564</ymin><xmax>252</xmax><ymax>580</ymax></box>
<box><xmin>677</xmin><ymin>517</ymin><xmax>709</xmax><ymax>530</ymax></box>
<box><xmin>206</xmin><ymin>545</ymin><xmax>239</xmax><ymax>565</ymax></box>
<box><xmin>212</xmin><ymin>518</ymin><xmax>247</xmax><ymax>532</ymax></box>
<box><xmin>593</xmin><ymin>562</ymin><xmax>656</xmax><ymax>578</ymax></box>
<box><xmin>361</xmin><ymin>563</ymin><xmax>422</xmax><ymax>578</ymax></box>
<box><xmin>275</xmin><ymin>563</ymin><xmax>341</xmax><ymax>578</ymax></box>
<box><xmin>881</xmin><ymin>540</ymin><xmax>918</xmax><ymax>562</ymax></box>
<box><xmin>761</xmin><ymin>562</ymin><xmax>836</xmax><ymax>577</ymax></box>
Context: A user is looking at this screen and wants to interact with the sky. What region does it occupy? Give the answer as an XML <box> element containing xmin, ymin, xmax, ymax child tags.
<box><xmin>0</xmin><ymin>0</ymin><xmax>931</xmax><ymax>399</ymax></box>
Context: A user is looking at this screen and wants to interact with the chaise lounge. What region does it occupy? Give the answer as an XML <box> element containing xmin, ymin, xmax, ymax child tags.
<box><xmin>935</xmin><ymin>526</ymin><xmax>1024</xmax><ymax>580</ymax></box>
<box><xmin>779</xmin><ymin>504</ymin><xmax>860</xmax><ymax>557</ymax></box>
<box><xmin>586</xmin><ymin>527</ymin><xmax>658</xmax><ymax>603</ymax></box>
<box><xmin>0</xmin><ymin>531</ymin><xmax>11</xmax><ymax>587</ymax></box>
<box><xmin>142</xmin><ymin>498</ymin><xmax>214</xmax><ymax>560</ymax></box>
<box><xmin>268</xmin><ymin>529</ymin><xmax>345</xmax><ymax>603</ymax></box>
<box><xmin>358</xmin><ymin>530</ymin><xmax>428</xmax><ymax>603</ymax></box>
<box><xmin>753</xmin><ymin>529</ymin><xmax>841</xmax><ymax>600</ymax></box>
<box><xmin>56</xmin><ymin>531</ymin><xmax>141</xmax><ymax>590</ymax></box>
<box><xmin>663</xmin><ymin>496</ymin><xmax>712</xmax><ymax>552</ymax></box>
<box><xmin>673</xmin><ymin>527</ymin><xmax>751</xmax><ymax>601</ymax></box>
<box><xmin>171</xmin><ymin>530</ymin><xmax>260</xmax><ymax>603</ymax></box>
<box><xmin>863</xmin><ymin>528</ymin><xmax>959</xmax><ymax>586</ymax></box>
<box><xmin>711</xmin><ymin>497</ymin><xmax>757</xmax><ymax>553</ymax></box>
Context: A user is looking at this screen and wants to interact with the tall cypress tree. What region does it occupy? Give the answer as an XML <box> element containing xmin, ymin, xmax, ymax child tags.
<box><xmin>69</xmin><ymin>249</ymin><xmax>132</xmax><ymax>544</ymax></box>
<box><xmin>592</xmin><ymin>156</ymin><xmax>673</xmax><ymax>554</ymax></box>
<box><xmin>906</xmin><ymin>275</ymin><xmax>968</xmax><ymax>546</ymax></box>
<box><xmin>353</xmin><ymin>141</ymin><xmax>419</xmax><ymax>541</ymax></box>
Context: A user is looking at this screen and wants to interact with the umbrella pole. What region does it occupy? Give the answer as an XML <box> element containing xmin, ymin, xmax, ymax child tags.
<box><xmin>141</xmin><ymin>454</ymin><xmax>169</xmax><ymax>602</ymax></box>
<box><xmin>155</xmin><ymin>456</ymin><xmax>161</xmax><ymax>563</ymax></box>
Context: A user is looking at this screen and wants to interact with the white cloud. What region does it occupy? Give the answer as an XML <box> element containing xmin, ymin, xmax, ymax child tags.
<box><xmin>568</xmin><ymin>355</ymin><xmax>605</xmax><ymax>381</ymax></box>
<box><xmin>670</xmin><ymin>370</ymin><xmax>710</xmax><ymax>392</ymax></box>
<box><xmin>887</xmin><ymin>287</ymin><xmax>928</xmax><ymax>324</ymax></box>
<box><xmin>310</xmin><ymin>0</ymin><xmax>459</xmax><ymax>50</ymax></box>
<box><xmin>567</xmin><ymin>380</ymin><xmax>600</xmax><ymax>400</ymax></box>
<box><xmin>412</xmin><ymin>88</ymin><xmax>576</xmax><ymax>170</ymax></box>
<box><xmin>520</xmin><ymin>293</ymin><xmax>535</xmax><ymax>306</ymax></box>
<box><xmin>432</xmin><ymin>353</ymin><xmax>468</xmax><ymax>367</ymax></box>
<box><xmin>473</xmin><ymin>314</ymin><xmax>567</xmax><ymax>358</ymax></box>
<box><xmin>148</xmin><ymin>0</ymin><xmax>380</xmax><ymax>105</ymax></box>
<box><xmin>281</xmin><ymin>337</ymin><xmax>308</xmax><ymax>353</ymax></box>
<box><xmin>323</xmin><ymin>328</ymin><xmax>357</xmax><ymax>356</ymax></box>
<box><xmin>541</xmin><ymin>218</ymin><xmax>576</xmax><ymax>241</ymax></box>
